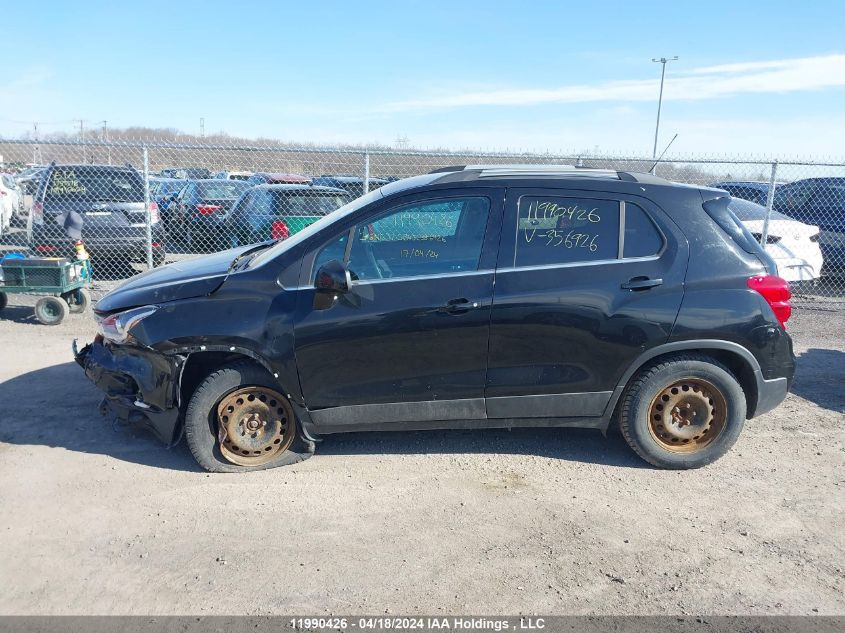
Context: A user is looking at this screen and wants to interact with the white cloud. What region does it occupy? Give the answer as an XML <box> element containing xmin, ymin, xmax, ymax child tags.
<box><xmin>382</xmin><ymin>54</ymin><xmax>845</xmax><ymax>112</ymax></box>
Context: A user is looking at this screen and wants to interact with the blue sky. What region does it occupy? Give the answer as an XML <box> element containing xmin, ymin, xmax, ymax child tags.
<box><xmin>2</xmin><ymin>0</ymin><xmax>845</xmax><ymax>157</ymax></box>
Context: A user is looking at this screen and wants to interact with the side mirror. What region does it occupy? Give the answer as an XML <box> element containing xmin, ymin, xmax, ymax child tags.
<box><xmin>315</xmin><ymin>259</ymin><xmax>350</xmax><ymax>294</ymax></box>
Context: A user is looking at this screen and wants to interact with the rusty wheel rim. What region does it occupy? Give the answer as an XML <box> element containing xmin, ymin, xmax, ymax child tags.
<box><xmin>647</xmin><ymin>378</ymin><xmax>728</xmax><ymax>453</ymax></box>
<box><xmin>216</xmin><ymin>386</ymin><xmax>294</xmax><ymax>466</ymax></box>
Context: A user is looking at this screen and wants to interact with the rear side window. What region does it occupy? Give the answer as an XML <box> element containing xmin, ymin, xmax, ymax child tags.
<box><xmin>702</xmin><ymin>196</ymin><xmax>765</xmax><ymax>256</ymax></box>
<box><xmin>514</xmin><ymin>197</ymin><xmax>620</xmax><ymax>267</ymax></box>
<box><xmin>45</xmin><ymin>168</ymin><xmax>143</xmax><ymax>202</ymax></box>
<box><xmin>623</xmin><ymin>203</ymin><xmax>663</xmax><ymax>258</ymax></box>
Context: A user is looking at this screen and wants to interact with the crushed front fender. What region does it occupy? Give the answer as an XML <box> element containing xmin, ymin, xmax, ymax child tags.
<box><xmin>75</xmin><ymin>338</ymin><xmax>185</xmax><ymax>445</ymax></box>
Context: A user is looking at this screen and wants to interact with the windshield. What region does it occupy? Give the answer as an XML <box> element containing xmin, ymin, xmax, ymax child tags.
<box><xmin>198</xmin><ymin>181</ymin><xmax>249</xmax><ymax>200</ymax></box>
<box><xmin>249</xmin><ymin>188</ymin><xmax>384</xmax><ymax>268</ymax></box>
<box><xmin>269</xmin><ymin>191</ymin><xmax>348</xmax><ymax>216</ymax></box>
<box><xmin>727</xmin><ymin>198</ymin><xmax>792</xmax><ymax>222</ymax></box>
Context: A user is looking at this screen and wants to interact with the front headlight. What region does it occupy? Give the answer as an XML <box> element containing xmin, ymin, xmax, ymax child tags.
<box><xmin>98</xmin><ymin>305</ymin><xmax>158</xmax><ymax>343</ymax></box>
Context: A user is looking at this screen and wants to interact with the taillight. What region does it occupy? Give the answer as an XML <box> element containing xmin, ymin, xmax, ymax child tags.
<box><xmin>32</xmin><ymin>201</ymin><xmax>44</xmax><ymax>224</ymax></box>
<box><xmin>271</xmin><ymin>220</ymin><xmax>290</xmax><ymax>241</ymax></box>
<box><xmin>35</xmin><ymin>244</ymin><xmax>58</xmax><ymax>253</ymax></box>
<box><xmin>196</xmin><ymin>204</ymin><xmax>222</xmax><ymax>216</ymax></box>
<box><xmin>149</xmin><ymin>201</ymin><xmax>160</xmax><ymax>223</ymax></box>
<box><xmin>747</xmin><ymin>275</ymin><xmax>791</xmax><ymax>328</ymax></box>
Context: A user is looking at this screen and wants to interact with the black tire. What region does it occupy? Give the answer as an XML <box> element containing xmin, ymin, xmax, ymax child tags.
<box><xmin>34</xmin><ymin>296</ymin><xmax>69</xmax><ymax>325</ymax></box>
<box><xmin>153</xmin><ymin>249</ymin><xmax>167</xmax><ymax>267</ymax></box>
<box><xmin>64</xmin><ymin>288</ymin><xmax>91</xmax><ymax>314</ymax></box>
<box><xmin>0</xmin><ymin>291</ymin><xmax>7</xmax><ymax>311</ymax></box>
<box><xmin>184</xmin><ymin>360</ymin><xmax>314</xmax><ymax>473</ymax></box>
<box><xmin>619</xmin><ymin>354</ymin><xmax>746</xmax><ymax>469</ymax></box>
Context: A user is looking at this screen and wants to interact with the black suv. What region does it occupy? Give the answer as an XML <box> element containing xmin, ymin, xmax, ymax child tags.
<box><xmin>75</xmin><ymin>166</ymin><xmax>795</xmax><ymax>472</ymax></box>
<box><xmin>30</xmin><ymin>164</ymin><xmax>166</xmax><ymax>267</ymax></box>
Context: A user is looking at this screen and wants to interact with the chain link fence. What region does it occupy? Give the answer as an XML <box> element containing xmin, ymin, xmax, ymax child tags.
<box><xmin>1</xmin><ymin>138</ymin><xmax>843</xmax><ymax>308</ymax></box>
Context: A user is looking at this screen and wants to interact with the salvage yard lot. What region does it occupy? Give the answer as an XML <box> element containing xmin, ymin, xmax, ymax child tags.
<box><xmin>0</xmin><ymin>298</ymin><xmax>843</xmax><ymax>615</ymax></box>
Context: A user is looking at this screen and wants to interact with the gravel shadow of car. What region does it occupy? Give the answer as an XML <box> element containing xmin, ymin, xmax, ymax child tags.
<box><xmin>0</xmin><ymin>361</ymin><xmax>647</xmax><ymax>471</ymax></box>
<box><xmin>0</xmin><ymin>361</ymin><xmax>201</xmax><ymax>472</ymax></box>
<box><xmin>791</xmin><ymin>348</ymin><xmax>845</xmax><ymax>413</ymax></box>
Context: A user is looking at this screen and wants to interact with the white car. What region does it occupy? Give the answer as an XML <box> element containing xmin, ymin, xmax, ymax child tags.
<box><xmin>0</xmin><ymin>174</ymin><xmax>21</xmax><ymax>236</ymax></box>
<box><xmin>212</xmin><ymin>170</ymin><xmax>253</xmax><ymax>181</ymax></box>
<box><xmin>728</xmin><ymin>198</ymin><xmax>823</xmax><ymax>283</ymax></box>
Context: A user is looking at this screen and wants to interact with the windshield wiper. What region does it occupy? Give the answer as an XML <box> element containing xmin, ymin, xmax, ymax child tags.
<box><xmin>227</xmin><ymin>244</ymin><xmax>271</xmax><ymax>272</ymax></box>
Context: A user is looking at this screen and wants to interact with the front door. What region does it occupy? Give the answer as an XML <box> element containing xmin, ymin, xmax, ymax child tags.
<box><xmin>485</xmin><ymin>188</ymin><xmax>688</xmax><ymax>419</ymax></box>
<box><xmin>293</xmin><ymin>189</ymin><xmax>504</xmax><ymax>429</ymax></box>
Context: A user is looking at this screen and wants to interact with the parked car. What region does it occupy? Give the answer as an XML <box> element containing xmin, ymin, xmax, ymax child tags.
<box><xmin>75</xmin><ymin>165</ymin><xmax>795</xmax><ymax>473</ymax></box>
<box><xmin>772</xmin><ymin>178</ymin><xmax>845</xmax><ymax>275</ymax></box>
<box><xmin>212</xmin><ymin>170</ymin><xmax>253</xmax><ymax>181</ymax></box>
<box><xmin>29</xmin><ymin>164</ymin><xmax>166</xmax><ymax>267</ymax></box>
<box><xmin>0</xmin><ymin>174</ymin><xmax>21</xmax><ymax>235</ymax></box>
<box><xmin>311</xmin><ymin>175</ymin><xmax>389</xmax><ymax>198</ymax></box>
<box><xmin>167</xmin><ymin>179</ymin><xmax>251</xmax><ymax>249</ymax></box>
<box><xmin>149</xmin><ymin>177</ymin><xmax>187</xmax><ymax>222</ymax></box>
<box><xmin>225</xmin><ymin>184</ymin><xmax>350</xmax><ymax>247</ymax></box>
<box><xmin>709</xmin><ymin>181</ymin><xmax>771</xmax><ymax>206</ymax></box>
<box><xmin>727</xmin><ymin>198</ymin><xmax>823</xmax><ymax>284</ymax></box>
<box><xmin>159</xmin><ymin>167</ymin><xmax>211</xmax><ymax>179</ymax></box>
<box><xmin>13</xmin><ymin>167</ymin><xmax>45</xmax><ymax>226</ymax></box>
<box><xmin>246</xmin><ymin>172</ymin><xmax>311</xmax><ymax>186</ymax></box>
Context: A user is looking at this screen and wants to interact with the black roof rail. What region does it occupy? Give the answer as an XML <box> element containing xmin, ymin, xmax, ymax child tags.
<box><xmin>429</xmin><ymin>165</ymin><xmax>466</xmax><ymax>174</ymax></box>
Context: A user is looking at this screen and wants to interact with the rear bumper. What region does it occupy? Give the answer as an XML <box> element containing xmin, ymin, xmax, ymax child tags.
<box><xmin>753</xmin><ymin>373</ymin><xmax>789</xmax><ymax>418</ymax></box>
<box><xmin>33</xmin><ymin>225</ymin><xmax>166</xmax><ymax>260</ymax></box>
<box><xmin>74</xmin><ymin>338</ymin><xmax>182</xmax><ymax>444</ymax></box>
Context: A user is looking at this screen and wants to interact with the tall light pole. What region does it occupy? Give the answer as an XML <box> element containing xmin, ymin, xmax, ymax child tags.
<box><xmin>651</xmin><ymin>56</ymin><xmax>677</xmax><ymax>172</ymax></box>
<box><xmin>101</xmin><ymin>120</ymin><xmax>110</xmax><ymax>165</ymax></box>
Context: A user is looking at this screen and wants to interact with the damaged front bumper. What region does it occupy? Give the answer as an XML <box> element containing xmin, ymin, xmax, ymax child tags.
<box><xmin>74</xmin><ymin>338</ymin><xmax>184</xmax><ymax>445</ymax></box>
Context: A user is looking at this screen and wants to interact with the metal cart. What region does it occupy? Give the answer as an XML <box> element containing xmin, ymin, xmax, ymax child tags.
<box><xmin>0</xmin><ymin>257</ymin><xmax>92</xmax><ymax>325</ymax></box>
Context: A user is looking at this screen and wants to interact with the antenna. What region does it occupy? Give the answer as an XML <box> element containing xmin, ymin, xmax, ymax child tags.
<box><xmin>649</xmin><ymin>133</ymin><xmax>678</xmax><ymax>175</ymax></box>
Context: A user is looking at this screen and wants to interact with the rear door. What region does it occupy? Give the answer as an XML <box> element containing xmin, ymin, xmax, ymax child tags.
<box><xmin>485</xmin><ymin>187</ymin><xmax>688</xmax><ymax>420</ymax></box>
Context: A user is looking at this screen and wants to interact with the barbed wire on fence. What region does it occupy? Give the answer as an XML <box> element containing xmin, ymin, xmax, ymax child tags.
<box><xmin>1</xmin><ymin>137</ymin><xmax>843</xmax><ymax>306</ymax></box>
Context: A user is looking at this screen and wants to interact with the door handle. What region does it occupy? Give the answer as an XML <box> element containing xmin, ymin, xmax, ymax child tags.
<box><xmin>438</xmin><ymin>297</ymin><xmax>472</xmax><ymax>314</ymax></box>
<box><xmin>621</xmin><ymin>276</ymin><xmax>663</xmax><ymax>291</ymax></box>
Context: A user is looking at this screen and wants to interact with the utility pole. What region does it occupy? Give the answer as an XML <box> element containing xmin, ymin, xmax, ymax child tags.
<box><xmin>200</xmin><ymin>117</ymin><xmax>205</xmax><ymax>138</ymax></box>
<box><xmin>33</xmin><ymin>122</ymin><xmax>42</xmax><ymax>165</ymax></box>
<box><xmin>651</xmin><ymin>56</ymin><xmax>678</xmax><ymax>173</ymax></box>
<box><xmin>101</xmin><ymin>120</ymin><xmax>110</xmax><ymax>165</ymax></box>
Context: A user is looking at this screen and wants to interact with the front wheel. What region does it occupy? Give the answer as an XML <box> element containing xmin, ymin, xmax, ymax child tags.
<box><xmin>34</xmin><ymin>296</ymin><xmax>69</xmax><ymax>325</ymax></box>
<box><xmin>184</xmin><ymin>361</ymin><xmax>314</xmax><ymax>473</ymax></box>
<box><xmin>619</xmin><ymin>354</ymin><xmax>746</xmax><ymax>469</ymax></box>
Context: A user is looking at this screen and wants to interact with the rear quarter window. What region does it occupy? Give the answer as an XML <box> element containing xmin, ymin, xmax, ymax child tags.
<box><xmin>702</xmin><ymin>195</ymin><xmax>766</xmax><ymax>256</ymax></box>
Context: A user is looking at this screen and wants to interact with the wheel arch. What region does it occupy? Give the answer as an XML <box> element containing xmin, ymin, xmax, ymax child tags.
<box><xmin>176</xmin><ymin>347</ymin><xmax>283</xmax><ymax>409</ymax></box>
<box><xmin>604</xmin><ymin>340</ymin><xmax>761</xmax><ymax>425</ymax></box>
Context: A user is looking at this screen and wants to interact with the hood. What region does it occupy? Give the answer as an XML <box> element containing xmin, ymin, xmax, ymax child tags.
<box><xmin>94</xmin><ymin>245</ymin><xmax>259</xmax><ymax>314</ymax></box>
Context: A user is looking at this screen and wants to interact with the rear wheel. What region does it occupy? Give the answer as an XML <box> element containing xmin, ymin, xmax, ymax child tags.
<box><xmin>0</xmin><ymin>292</ymin><xmax>7</xmax><ymax>312</ymax></box>
<box><xmin>63</xmin><ymin>288</ymin><xmax>91</xmax><ymax>314</ymax></box>
<box><xmin>619</xmin><ymin>355</ymin><xmax>746</xmax><ymax>469</ymax></box>
<box><xmin>34</xmin><ymin>296</ymin><xmax>69</xmax><ymax>325</ymax></box>
<box><xmin>184</xmin><ymin>360</ymin><xmax>314</xmax><ymax>473</ymax></box>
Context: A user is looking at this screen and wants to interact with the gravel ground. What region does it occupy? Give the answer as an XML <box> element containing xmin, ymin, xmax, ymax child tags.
<box><xmin>0</xmin><ymin>295</ymin><xmax>842</xmax><ymax>616</ymax></box>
